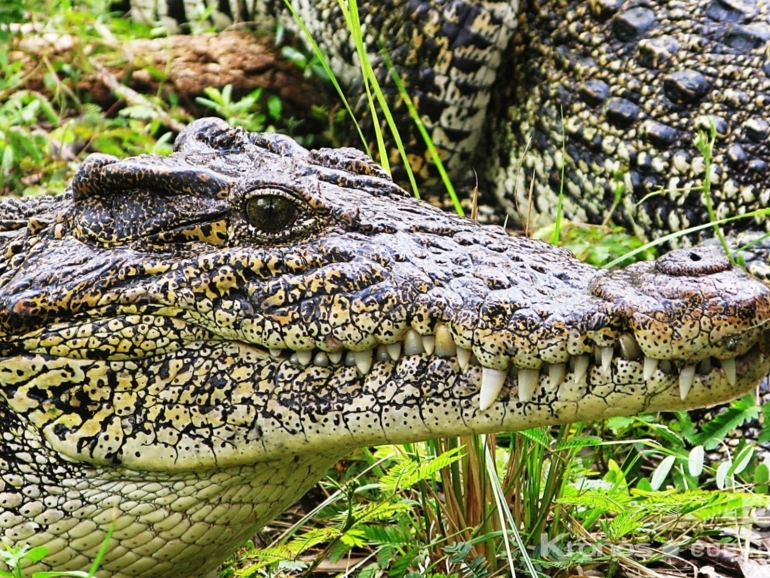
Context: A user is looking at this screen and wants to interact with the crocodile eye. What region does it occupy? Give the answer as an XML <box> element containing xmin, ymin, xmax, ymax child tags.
<box><xmin>245</xmin><ymin>195</ymin><xmax>297</xmax><ymax>233</ymax></box>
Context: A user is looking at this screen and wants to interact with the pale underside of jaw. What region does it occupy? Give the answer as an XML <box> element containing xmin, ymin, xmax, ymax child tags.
<box><xmin>262</xmin><ymin>323</ymin><xmax>743</xmax><ymax>410</ymax></box>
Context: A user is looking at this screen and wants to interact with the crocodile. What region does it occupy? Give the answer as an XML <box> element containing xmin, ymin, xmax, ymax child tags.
<box><xmin>2</xmin><ymin>117</ymin><xmax>770</xmax><ymax>577</ymax></box>
<box><xmin>125</xmin><ymin>0</ymin><xmax>770</xmax><ymax>252</ymax></box>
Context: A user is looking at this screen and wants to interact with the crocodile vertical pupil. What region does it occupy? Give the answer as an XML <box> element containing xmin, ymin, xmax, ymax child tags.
<box><xmin>245</xmin><ymin>195</ymin><xmax>297</xmax><ymax>233</ymax></box>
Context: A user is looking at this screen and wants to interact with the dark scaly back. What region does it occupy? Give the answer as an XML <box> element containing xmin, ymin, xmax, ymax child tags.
<box><xmin>484</xmin><ymin>0</ymin><xmax>770</xmax><ymax>245</ymax></box>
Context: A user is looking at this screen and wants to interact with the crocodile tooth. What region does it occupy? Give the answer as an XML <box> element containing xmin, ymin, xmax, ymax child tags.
<box><xmin>548</xmin><ymin>362</ymin><xmax>566</xmax><ymax>387</ymax></box>
<box><xmin>600</xmin><ymin>347</ymin><xmax>613</xmax><ymax>372</ymax></box>
<box><xmin>643</xmin><ymin>357</ymin><xmax>659</xmax><ymax>380</ymax></box>
<box><xmin>345</xmin><ymin>351</ymin><xmax>356</xmax><ymax>366</ymax></box>
<box><xmin>457</xmin><ymin>347</ymin><xmax>472</xmax><ymax>371</ymax></box>
<box><xmin>721</xmin><ymin>358</ymin><xmax>737</xmax><ymax>386</ymax></box>
<box><xmin>313</xmin><ymin>352</ymin><xmax>330</xmax><ymax>367</ymax></box>
<box><xmin>679</xmin><ymin>364</ymin><xmax>695</xmax><ymax>400</ymax></box>
<box><xmin>572</xmin><ymin>355</ymin><xmax>589</xmax><ymax>384</ymax></box>
<box><xmin>295</xmin><ymin>350</ymin><xmax>313</xmax><ymax>366</ymax></box>
<box><xmin>354</xmin><ymin>350</ymin><xmax>373</xmax><ymax>374</ymax></box>
<box><xmin>269</xmin><ymin>348</ymin><xmax>283</xmax><ymax>359</ymax></box>
<box><xmin>618</xmin><ymin>334</ymin><xmax>642</xmax><ymax>360</ymax></box>
<box><xmin>387</xmin><ymin>342</ymin><xmax>402</xmax><ymax>361</ymax></box>
<box><xmin>435</xmin><ymin>324</ymin><xmax>456</xmax><ymax>357</ymax></box>
<box><xmin>518</xmin><ymin>368</ymin><xmax>540</xmax><ymax>402</ymax></box>
<box><xmin>404</xmin><ymin>329</ymin><xmax>425</xmax><ymax>355</ymax></box>
<box><xmin>376</xmin><ymin>344</ymin><xmax>390</xmax><ymax>362</ymax></box>
<box><xmin>697</xmin><ymin>358</ymin><xmax>711</xmax><ymax>374</ymax></box>
<box><xmin>423</xmin><ymin>335</ymin><xmax>435</xmax><ymax>355</ymax></box>
<box><xmin>479</xmin><ymin>367</ymin><xmax>507</xmax><ymax>411</ymax></box>
<box><xmin>328</xmin><ymin>352</ymin><xmax>343</xmax><ymax>365</ymax></box>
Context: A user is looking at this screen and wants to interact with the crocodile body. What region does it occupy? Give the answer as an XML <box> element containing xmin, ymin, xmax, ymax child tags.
<box><xmin>2</xmin><ymin>118</ymin><xmax>770</xmax><ymax>576</ymax></box>
<box><xmin>128</xmin><ymin>0</ymin><xmax>770</xmax><ymax>248</ymax></box>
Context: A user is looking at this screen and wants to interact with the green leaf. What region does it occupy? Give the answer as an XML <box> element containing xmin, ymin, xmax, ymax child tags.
<box><xmin>606</xmin><ymin>509</ymin><xmax>645</xmax><ymax>541</ymax></box>
<box><xmin>119</xmin><ymin>105</ymin><xmax>158</xmax><ymax>121</ymax></box>
<box><xmin>2</xmin><ymin>144</ymin><xmax>14</xmax><ymax>169</ymax></box>
<box><xmin>557</xmin><ymin>486</ymin><xmax>629</xmax><ymax>514</ymax></box>
<box><xmin>267</xmin><ymin>95</ymin><xmax>282</xmax><ymax>120</ymax></box>
<box><xmin>635</xmin><ymin>478</ymin><xmax>653</xmax><ymax>492</ymax></box>
<box><xmin>688</xmin><ymin>445</ymin><xmax>704</xmax><ymax>477</ymax></box>
<box><xmin>358</xmin><ymin>563</ymin><xmax>382</xmax><ymax>578</ymax></box>
<box><xmin>360</xmin><ymin>524</ymin><xmax>411</xmax><ymax>546</ymax></box>
<box><xmin>22</xmin><ymin>546</ymin><xmax>48</xmax><ymax>563</ymax></box>
<box><xmin>729</xmin><ymin>445</ymin><xmax>754</xmax><ymax>477</ymax></box>
<box><xmin>515</xmin><ymin>427</ymin><xmax>550</xmax><ymax>449</ymax></box>
<box><xmin>716</xmin><ymin>461</ymin><xmax>732</xmax><ymax>490</ymax></box>
<box><xmin>378</xmin><ymin>446</ymin><xmax>464</xmax><ymax>493</ymax></box>
<box><xmin>650</xmin><ymin>455</ymin><xmax>676</xmax><ymax>490</ymax></box>
<box><xmin>755</xmin><ymin>464</ymin><xmax>769</xmax><ymax>494</ymax></box>
<box><xmin>692</xmin><ymin>394</ymin><xmax>760</xmax><ymax>449</ymax></box>
<box><xmin>554</xmin><ymin>435</ymin><xmax>602</xmax><ymax>452</ymax></box>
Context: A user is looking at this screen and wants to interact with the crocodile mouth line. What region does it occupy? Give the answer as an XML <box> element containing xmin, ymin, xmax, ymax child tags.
<box><xmin>254</xmin><ymin>324</ymin><xmax>760</xmax><ymax>410</ymax></box>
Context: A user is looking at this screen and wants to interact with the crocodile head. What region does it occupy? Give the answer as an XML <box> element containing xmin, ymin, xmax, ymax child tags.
<box><xmin>1</xmin><ymin>117</ymin><xmax>769</xmax><ymax>577</ymax></box>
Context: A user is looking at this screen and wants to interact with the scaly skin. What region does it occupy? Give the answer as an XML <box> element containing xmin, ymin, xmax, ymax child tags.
<box><xmin>2</xmin><ymin>118</ymin><xmax>770</xmax><ymax>577</ymax></box>
<box><xmin>486</xmin><ymin>0</ymin><xmax>770</xmax><ymax>248</ymax></box>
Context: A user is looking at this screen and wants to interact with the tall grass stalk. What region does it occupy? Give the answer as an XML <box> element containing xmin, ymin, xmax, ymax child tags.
<box><xmin>380</xmin><ymin>50</ymin><xmax>464</xmax><ymax>215</ymax></box>
<box><xmin>603</xmin><ymin>207</ymin><xmax>770</xmax><ymax>268</ymax></box>
<box><xmin>549</xmin><ymin>107</ymin><xmax>567</xmax><ymax>245</ymax></box>
<box><xmin>695</xmin><ymin>118</ymin><xmax>734</xmax><ymax>264</ymax></box>
<box><xmin>281</xmin><ymin>0</ymin><xmax>370</xmax><ymax>156</ymax></box>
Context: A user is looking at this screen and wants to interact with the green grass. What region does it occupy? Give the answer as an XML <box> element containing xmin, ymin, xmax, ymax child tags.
<box><xmin>3</xmin><ymin>1</ymin><xmax>770</xmax><ymax>577</ymax></box>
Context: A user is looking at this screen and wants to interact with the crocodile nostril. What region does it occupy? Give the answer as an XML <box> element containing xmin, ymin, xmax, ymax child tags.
<box><xmin>654</xmin><ymin>247</ymin><xmax>731</xmax><ymax>276</ymax></box>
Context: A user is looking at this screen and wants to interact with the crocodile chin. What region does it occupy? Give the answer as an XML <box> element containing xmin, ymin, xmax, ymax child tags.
<box><xmin>2</xmin><ymin>118</ymin><xmax>770</xmax><ymax>577</ymax></box>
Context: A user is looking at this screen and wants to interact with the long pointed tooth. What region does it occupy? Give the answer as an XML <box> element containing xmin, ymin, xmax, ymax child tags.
<box><xmin>423</xmin><ymin>335</ymin><xmax>435</xmax><ymax>355</ymax></box>
<box><xmin>643</xmin><ymin>357</ymin><xmax>659</xmax><ymax>380</ymax></box>
<box><xmin>518</xmin><ymin>368</ymin><xmax>540</xmax><ymax>402</ymax></box>
<box><xmin>619</xmin><ymin>334</ymin><xmax>642</xmax><ymax>360</ymax></box>
<box><xmin>572</xmin><ymin>355</ymin><xmax>589</xmax><ymax>384</ymax></box>
<box><xmin>721</xmin><ymin>358</ymin><xmax>736</xmax><ymax>386</ymax></box>
<box><xmin>679</xmin><ymin>364</ymin><xmax>695</xmax><ymax>400</ymax></box>
<box><xmin>457</xmin><ymin>347</ymin><xmax>472</xmax><ymax>371</ymax></box>
<box><xmin>295</xmin><ymin>350</ymin><xmax>312</xmax><ymax>366</ymax></box>
<box><xmin>600</xmin><ymin>347</ymin><xmax>613</xmax><ymax>372</ymax></box>
<box><xmin>404</xmin><ymin>329</ymin><xmax>425</xmax><ymax>355</ymax></box>
<box><xmin>548</xmin><ymin>363</ymin><xmax>566</xmax><ymax>387</ymax></box>
<box><xmin>387</xmin><ymin>342</ymin><xmax>402</xmax><ymax>361</ymax></box>
<box><xmin>479</xmin><ymin>367</ymin><xmax>507</xmax><ymax>411</ymax></box>
<box><xmin>435</xmin><ymin>324</ymin><xmax>456</xmax><ymax>357</ymax></box>
<box><xmin>354</xmin><ymin>350</ymin><xmax>373</xmax><ymax>375</ymax></box>
<box><xmin>328</xmin><ymin>351</ymin><xmax>343</xmax><ymax>364</ymax></box>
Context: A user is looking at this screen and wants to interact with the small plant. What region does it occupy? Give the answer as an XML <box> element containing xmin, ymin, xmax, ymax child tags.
<box><xmin>196</xmin><ymin>85</ymin><xmax>283</xmax><ymax>133</ymax></box>
<box><xmin>694</xmin><ymin>118</ymin><xmax>733</xmax><ymax>263</ymax></box>
<box><xmin>280</xmin><ymin>46</ymin><xmax>330</xmax><ymax>82</ymax></box>
<box><xmin>0</xmin><ymin>523</ymin><xmax>113</xmax><ymax>577</ymax></box>
<box><xmin>0</xmin><ymin>543</ymin><xmax>50</xmax><ymax>578</ymax></box>
<box><xmin>0</xmin><ymin>91</ymin><xmax>59</xmax><ymax>194</ymax></box>
<box><xmin>534</xmin><ymin>221</ymin><xmax>656</xmax><ymax>267</ymax></box>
